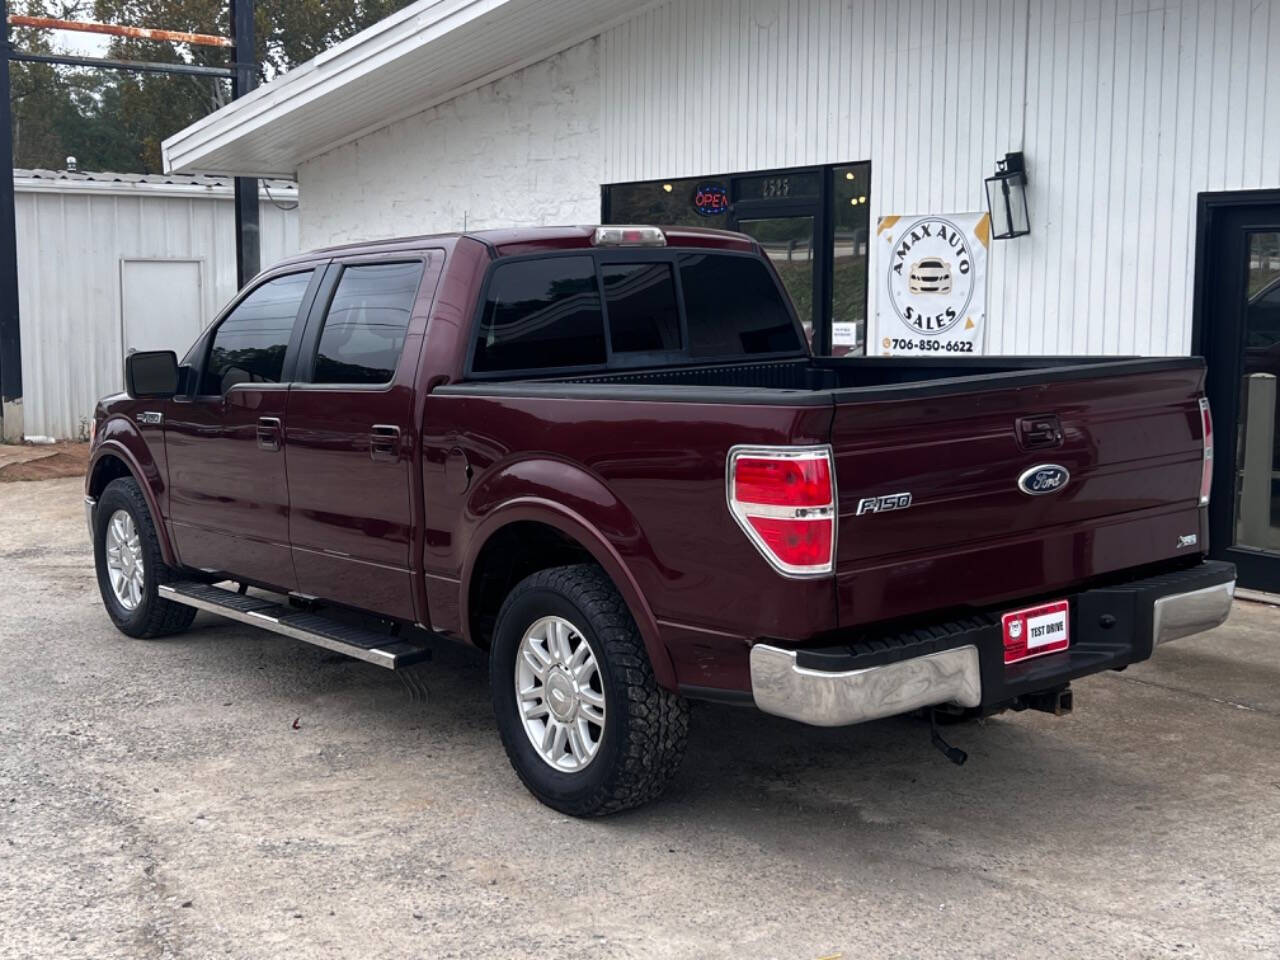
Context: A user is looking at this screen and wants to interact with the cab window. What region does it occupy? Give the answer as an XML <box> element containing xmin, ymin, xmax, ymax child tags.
<box><xmin>472</xmin><ymin>256</ymin><xmax>606</xmax><ymax>373</ymax></box>
<box><xmin>202</xmin><ymin>271</ymin><xmax>313</xmax><ymax>395</ymax></box>
<box><xmin>312</xmin><ymin>262</ymin><xmax>422</xmax><ymax>385</ymax></box>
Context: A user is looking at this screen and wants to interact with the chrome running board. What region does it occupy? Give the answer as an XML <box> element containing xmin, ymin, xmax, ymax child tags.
<box><xmin>159</xmin><ymin>581</ymin><xmax>432</xmax><ymax>670</ymax></box>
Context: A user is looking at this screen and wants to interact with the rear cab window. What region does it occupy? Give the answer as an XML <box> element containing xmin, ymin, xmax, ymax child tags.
<box><xmin>467</xmin><ymin>249</ymin><xmax>802</xmax><ymax>377</ymax></box>
<box><xmin>472</xmin><ymin>255</ymin><xmax>605</xmax><ymax>373</ymax></box>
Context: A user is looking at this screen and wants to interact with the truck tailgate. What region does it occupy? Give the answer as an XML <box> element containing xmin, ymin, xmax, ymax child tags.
<box><xmin>831</xmin><ymin>361</ymin><xmax>1207</xmax><ymax>628</ymax></box>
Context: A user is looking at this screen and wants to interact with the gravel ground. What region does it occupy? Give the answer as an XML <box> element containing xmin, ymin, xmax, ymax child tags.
<box><xmin>1</xmin><ymin>477</ymin><xmax>1278</xmax><ymax>959</ymax></box>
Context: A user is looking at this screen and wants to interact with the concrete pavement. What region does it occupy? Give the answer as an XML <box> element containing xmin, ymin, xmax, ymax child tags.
<box><xmin>1</xmin><ymin>477</ymin><xmax>1277</xmax><ymax>959</ymax></box>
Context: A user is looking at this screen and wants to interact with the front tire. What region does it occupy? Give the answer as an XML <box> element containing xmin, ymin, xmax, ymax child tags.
<box><xmin>93</xmin><ymin>477</ymin><xmax>196</xmax><ymax>638</ymax></box>
<box><xmin>491</xmin><ymin>564</ymin><xmax>689</xmax><ymax>816</ymax></box>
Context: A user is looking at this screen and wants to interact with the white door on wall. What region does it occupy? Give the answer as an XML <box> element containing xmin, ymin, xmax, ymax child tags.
<box><xmin>120</xmin><ymin>259</ymin><xmax>204</xmax><ymax>362</ymax></box>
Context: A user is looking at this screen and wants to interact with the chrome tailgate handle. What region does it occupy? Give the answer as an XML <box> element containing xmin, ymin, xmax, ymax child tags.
<box><xmin>370</xmin><ymin>424</ymin><xmax>401</xmax><ymax>462</ymax></box>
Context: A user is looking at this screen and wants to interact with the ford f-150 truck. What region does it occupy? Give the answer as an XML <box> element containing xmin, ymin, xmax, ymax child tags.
<box><xmin>86</xmin><ymin>225</ymin><xmax>1235</xmax><ymax>816</ymax></box>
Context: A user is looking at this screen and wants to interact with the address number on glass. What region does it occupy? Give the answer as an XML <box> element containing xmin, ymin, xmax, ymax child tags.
<box><xmin>759</xmin><ymin>177</ymin><xmax>793</xmax><ymax>198</ymax></box>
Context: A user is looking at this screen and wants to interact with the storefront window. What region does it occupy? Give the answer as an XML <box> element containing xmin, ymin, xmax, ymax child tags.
<box><xmin>603</xmin><ymin>161</ymin><xmax>871</xmax><ymax>356</ymax></box>
<box><xmin>604</xmin><ymin>177</ymin><xmax>730</xmax><ymax>229</ymax></box>
<box><xmin>831</xmin><ymin>164</ymin><xmax>871</xmax><ymax>356</ymax></box>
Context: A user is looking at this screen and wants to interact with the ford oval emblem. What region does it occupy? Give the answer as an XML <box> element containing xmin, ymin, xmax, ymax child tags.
<box><xmin>1018</xmin><ymin>463</ymin><xmax>1070</xmax><ymax>496</ymax></box>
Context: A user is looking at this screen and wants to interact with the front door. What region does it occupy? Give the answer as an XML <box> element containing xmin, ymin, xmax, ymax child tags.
<box><xmin>1199</xmin><ymin>194</ymin><xmax>1280</xmax><ymax>592</ymax></box>
<box><xmin>166</xmin><ymin>268</ymin><xmax>321</xmax><ymax>592</ymax></box>
<box><xmin>284</xmin><ymin>256</ymin><xmax>432</xmax><ymax>621</ymax></box>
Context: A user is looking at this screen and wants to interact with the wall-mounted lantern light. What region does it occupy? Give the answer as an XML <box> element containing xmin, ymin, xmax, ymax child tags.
<box><xmin>985</xmin><ymin>152</ymin><xmax>1030</xmax><ymax>239</ymax></box>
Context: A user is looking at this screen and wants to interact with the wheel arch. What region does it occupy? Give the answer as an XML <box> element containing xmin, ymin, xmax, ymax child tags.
<box><xmin>87</xmin><ymin>440</ymin><xmax>177</xmax><ymax>566</ymax></box>
<box><xmin>461</xmin><ymin>499</ymin><xmax>677</xmax><ymax>691</ymax></box>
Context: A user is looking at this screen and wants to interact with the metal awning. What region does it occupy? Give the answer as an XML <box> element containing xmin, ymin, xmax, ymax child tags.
<box><xmin>162</xmin><ymin>0</ymin><xmax>646</xmax><ymax>179</ymax></box>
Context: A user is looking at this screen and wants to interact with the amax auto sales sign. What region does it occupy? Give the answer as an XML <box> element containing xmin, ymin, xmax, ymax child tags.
<box><xmin>874</xmin><ymin>212</ymin><xmax>990</xmax><ymax>356</ymax></box>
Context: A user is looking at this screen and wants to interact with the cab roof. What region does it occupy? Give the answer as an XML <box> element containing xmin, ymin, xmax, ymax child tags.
<box><xmin>274</xmin><ymin>225</ymin><xmax>757</xmax><ymax>269</ymax></box>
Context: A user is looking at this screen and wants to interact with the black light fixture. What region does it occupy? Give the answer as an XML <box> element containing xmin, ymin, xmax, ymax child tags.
<box><xmin>985</xmin><ymin>151</ymin><xmax>1030</xmax><ymax>239</ymax></box>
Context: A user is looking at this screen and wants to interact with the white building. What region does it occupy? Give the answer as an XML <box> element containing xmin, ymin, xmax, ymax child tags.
<box><xmin>15</xmin><ymin>168</ymin><xmax>300</xmax><ymax>439</ymax></box>
<box><xmin>164</xmin><ymin>0</ymin><xmax>1280</xmax><ymax>586</ymax></box>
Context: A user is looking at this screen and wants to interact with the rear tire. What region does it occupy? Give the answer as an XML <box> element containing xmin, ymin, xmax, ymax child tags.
<box><xmin>93</xmin><ymin>477</ymin><xmax>196</xmax><ymax>639</ymax></box>
<box><xmin>490</xmin><ymin>564</ymin><xmax>689</xmax><ymax>816</ymax></box>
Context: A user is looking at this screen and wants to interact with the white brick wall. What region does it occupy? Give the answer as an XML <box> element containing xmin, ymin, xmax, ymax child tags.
<box><xmin>297</xmin><ymin>39</ymin><xmax>603</xmax><ymax>250</ymax></box>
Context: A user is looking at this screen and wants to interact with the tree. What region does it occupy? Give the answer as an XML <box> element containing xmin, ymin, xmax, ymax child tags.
<box><xmin>8</xmin><ymin>0</ymin><xmax>419</xmax><ymax>173</ymax></box>
<box><xmin>8</xmin><ymin>1</ymin><xmax>119</xmax><ymax>170</ymax></box>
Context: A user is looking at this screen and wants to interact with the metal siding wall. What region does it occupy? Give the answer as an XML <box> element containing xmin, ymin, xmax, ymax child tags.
<box><xmin>16</xmin><ymin>189</ymin><xmax>300</xmax><ymax>439</ymax></box>
<box><xmin>601</xmin><ymin>0</ymin><xmax>1280</xmax><ymax>356</ymax></box>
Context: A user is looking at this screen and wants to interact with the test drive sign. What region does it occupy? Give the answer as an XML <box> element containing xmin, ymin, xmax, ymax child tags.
<box><xmin>874</xmin><ymin>212</ymin><xmax>990</xmax><ymax>356</ymax></box>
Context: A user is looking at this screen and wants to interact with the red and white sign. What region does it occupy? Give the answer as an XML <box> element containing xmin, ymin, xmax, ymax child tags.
<box><xmin>1002</xmin><ymin>599</ymin><xmax>1070</xmax><ymax>664</ymax></box>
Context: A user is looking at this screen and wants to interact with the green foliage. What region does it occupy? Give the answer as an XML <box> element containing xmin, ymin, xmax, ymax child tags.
<box><xmin>8</xmin><ymin>0</ymin><xmax>419</xmax><ymax>172</ymax></box>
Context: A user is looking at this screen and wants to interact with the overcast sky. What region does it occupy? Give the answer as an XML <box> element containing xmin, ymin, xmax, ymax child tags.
<box><xmin>47</xmin><ymin>25</ymin><xmax>111</xmax><ymax>56</ymax></box>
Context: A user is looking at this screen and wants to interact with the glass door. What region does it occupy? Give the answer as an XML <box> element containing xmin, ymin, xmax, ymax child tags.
<box><xmin>1201</xmin><ymin>197</ymin><xmax>1280</xmax><ymax>591</ymax></box>
<box><xmin>729</xmin><ymin>168</ymin><xmax>825</xmax><ymax>351</ymax></box>
<box><xmin>734</xmin><ymin>215</ymin><xmax>817</xmax><ymax>343</ymax></box>
<box><xmin>1236</xmin><ymin>231</ymin><xmax>1280</xmax><ymax>552</ymax></box>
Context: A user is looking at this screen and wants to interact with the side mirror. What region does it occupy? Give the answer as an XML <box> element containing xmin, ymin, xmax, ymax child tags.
<box><xmin>125</xmin><ymin>350</ymin><xmax>180</xmax><ymax>399</ymax></box>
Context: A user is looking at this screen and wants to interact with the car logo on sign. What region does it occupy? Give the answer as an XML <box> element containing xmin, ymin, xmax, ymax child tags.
<box><xmin>1018</xmin><ymin>464</ymin><xmax>1070</xmax><ymax>496</ymax></box>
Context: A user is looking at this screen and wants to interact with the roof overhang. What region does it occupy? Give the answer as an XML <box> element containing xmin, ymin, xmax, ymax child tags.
<box><xmin>163</xmin><ymin>0</ymin><xmax>648</xmax><ymax>179</ymax></box>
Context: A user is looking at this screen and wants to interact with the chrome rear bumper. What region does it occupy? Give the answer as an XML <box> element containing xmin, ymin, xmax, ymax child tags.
<box><xmin>750</xmin><ymin>566</ymin><xmax>1236</xmax><ymax>728</ymax></box>
<box><xmin>1153</xmin><ymin>579</ymin><xmax>1235</xmax><ymax>646</ymax></box>
<box><xmin>751</xmin><ymin>643</ymin><xmax>981</xmax><ymax>727</ymax></box>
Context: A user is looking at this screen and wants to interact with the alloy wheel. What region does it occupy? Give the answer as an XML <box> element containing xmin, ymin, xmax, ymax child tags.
<box><xmin>104</xmin><ymin>509</ymin><xmax>145</xmax><ymax>611</ymax></box>
<box><xmin>514</xmin><ymin>615</ymin><xmax>607</xmax><ymax>772</ymax></box>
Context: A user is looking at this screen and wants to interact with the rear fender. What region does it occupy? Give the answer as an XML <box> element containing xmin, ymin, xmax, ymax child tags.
<box><xmin>461</xmin><ymin>459</ymin><xmax>677</xmax><ymax>690</ymax></box>
<box><xmin>87</xmin><ymin>422</ymin><xmax>176</xmax><ymax>566</ymax></box>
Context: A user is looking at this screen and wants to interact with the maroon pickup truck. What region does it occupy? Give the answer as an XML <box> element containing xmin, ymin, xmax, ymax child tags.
<box><xmin>87</xmin><ymin>225</ymin><xmax>1235</xmax><ymax>815</ymax></box>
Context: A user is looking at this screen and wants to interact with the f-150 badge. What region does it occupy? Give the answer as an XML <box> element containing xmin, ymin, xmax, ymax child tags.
<box><xmin>856</xmin><ymin>492</ymin><xmax>912</xmax><ymax>516</ymax></box>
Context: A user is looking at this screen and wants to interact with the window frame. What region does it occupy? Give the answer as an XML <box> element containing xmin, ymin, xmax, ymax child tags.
<box><xmin>185</xmin><ymin>265</ymin><xmax>326</xmax><ymax>400</ymax></box>
<box><xmin>293</xmin><ymin>255</ymin><xmax>429</xmax><ymax>390</ymax></box>
<box><xmin>462</xmin><ymin>248</ymin><xmax>808</xmax><ymax>381</ymax></box>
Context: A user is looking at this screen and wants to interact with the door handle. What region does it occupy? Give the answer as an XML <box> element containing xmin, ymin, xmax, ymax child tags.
<box><xmin>370</xmin><ymin>424</ymin><xmax>401</xmax><ymax>462</ymax></box>
<box><xmin>257</xmin><ymin>416</ymin><xmax>283</xmax><ymax>451</ymax></box>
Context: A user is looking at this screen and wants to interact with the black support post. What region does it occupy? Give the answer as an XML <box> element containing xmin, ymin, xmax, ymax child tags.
<box><xmin>231</xmin><ymin>0</ymin><xmax>258</xmax><ymax>288</ymax></box>
<box><xmin>0</xmin><ymin>0</ymin><xmax>23</xmax><ymax>441</ymax></box>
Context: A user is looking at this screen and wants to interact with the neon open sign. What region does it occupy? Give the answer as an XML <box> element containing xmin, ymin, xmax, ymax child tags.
<box><xmin>693</xmin><ymin>183</ymin><xmax>729</xmax><ymax>217</ymax></box>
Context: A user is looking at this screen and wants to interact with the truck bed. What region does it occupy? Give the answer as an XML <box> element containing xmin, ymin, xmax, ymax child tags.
<box><xmin>432</xmin><ymin>353</ymin><xmax>1207</xmax><ymax>647</ymax></box>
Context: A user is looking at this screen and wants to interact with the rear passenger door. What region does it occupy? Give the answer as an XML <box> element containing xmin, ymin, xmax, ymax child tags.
<box><xmin>284</xmin><ymin>255</ymin><xmax>434</xmax><ymax>621</ymax></box>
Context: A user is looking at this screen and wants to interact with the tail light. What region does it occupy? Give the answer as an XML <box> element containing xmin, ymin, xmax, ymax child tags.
<box><xmin>1199</xmin><ymin>396</ymin><xmax>1213</xmax><ymax>506</ymax></box>
<box><xmin>727</xmin><ymin>445</ymin><xmax>836</xmax><ymax>576</ymax></box>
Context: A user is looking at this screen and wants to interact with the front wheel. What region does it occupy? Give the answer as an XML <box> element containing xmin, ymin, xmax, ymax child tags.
<box><xmin>490</xmin><ymin>564</ymin><xmax>689</xmax><ymax>816</ymax></box>
<box><xmin>93</xmin><ymin>477</ymin><xmax>196</xmax><ymax>638</ymax></box>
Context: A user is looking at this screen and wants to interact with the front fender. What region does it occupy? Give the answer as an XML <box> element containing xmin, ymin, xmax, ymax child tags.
<box><xmin>87</xmin><ymin>420</ymin><xmax>176</xmax><ymax>566</ymax></box>
<box><xmin>461</xmin><ymin>457</ymin><xmax>677</xmax><ymax>690</ymax></box>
